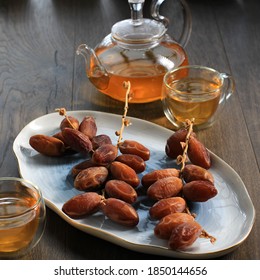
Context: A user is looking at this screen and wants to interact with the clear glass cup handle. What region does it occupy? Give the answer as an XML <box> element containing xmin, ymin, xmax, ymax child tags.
<box><xmin>150</xmin><ymin>0</ymin><xmax>192</xmax><ymax>48</ymax></box>
<box><xmin>220</xmin><ymin>73</ymin><xmax>235</xmax><ymax>100</ymax></box>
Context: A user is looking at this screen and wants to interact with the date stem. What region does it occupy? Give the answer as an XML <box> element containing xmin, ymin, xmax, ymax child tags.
<box><xmin>200</xmin><ymin>229</ymin><xmax>216</xmax><ymax>244</ymax></box>
<box><xmin>177</xmin><ymin>118</ymin><xmax>195</xmax><ymax>173</ymax></box>
<box><xmin>116</xmin><ymin>81</ymin><xmax>132</xmax><ymax>146</ymax></box>
<box><xmin>55</xmin><ymin>107</ymin><xmax>78</xmax><ymax>130</ymax></box>
<box><xmin>176</xmin><ymin>119</ymin><xmax>217</xmax><ymax>244</ymax></box>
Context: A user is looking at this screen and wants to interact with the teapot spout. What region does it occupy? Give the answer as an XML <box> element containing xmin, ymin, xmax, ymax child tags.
<box><xmin>76</xmin><ymin>44</ymin><xmax>109</xmax><ymax>90</ymax></box>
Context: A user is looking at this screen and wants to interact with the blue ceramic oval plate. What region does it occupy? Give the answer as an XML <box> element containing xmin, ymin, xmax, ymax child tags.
<box><xmin>13</xmin><ymin>111</ymin><xmax>255</xmax><ymax>259</ymax></box>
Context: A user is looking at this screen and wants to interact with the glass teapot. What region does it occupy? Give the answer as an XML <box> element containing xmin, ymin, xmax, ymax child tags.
<box><xmin>77</xmin><ymin>0</ymin><xmax>192</xmax><ymax>103</ymax></box>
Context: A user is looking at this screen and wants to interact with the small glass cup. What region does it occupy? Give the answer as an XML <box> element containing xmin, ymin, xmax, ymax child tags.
<box><xmin>0</xmin><ymin>177</ymin><xmax>46</xmax><ymax>258</ymax></box>
<box><xmin>161</xmin><ymin>65</ymin><xmax>235</xmax><ymax>130</ymax></box>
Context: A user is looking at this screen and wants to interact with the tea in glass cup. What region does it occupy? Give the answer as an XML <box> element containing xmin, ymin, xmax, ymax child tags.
<box><xmin>162</xmin><ymin>65</ymin><xmax>235</xmax><ymax>130</ymax></box>
<box><xmin>0</xmin><ymin>177</ymin><xmax>46</xmax><ymax>258</ymax></box>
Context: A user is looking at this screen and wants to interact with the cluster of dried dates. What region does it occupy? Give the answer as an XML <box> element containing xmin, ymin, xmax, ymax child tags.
<box><xmin>29</xmin><ymin>110</ymin><xmax>218</xmax><ymax>251</ymax></box>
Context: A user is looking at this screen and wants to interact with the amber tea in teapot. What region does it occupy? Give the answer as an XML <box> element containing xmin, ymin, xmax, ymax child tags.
<box><xmin>88</xmin><ymin>43</ymin><xmax>188</xmax><ymax>103</ymax></box>
<box><xmin>77</xmin><ymin>0</ymin><xmax>191</xmax><ymax>103</ymax></box>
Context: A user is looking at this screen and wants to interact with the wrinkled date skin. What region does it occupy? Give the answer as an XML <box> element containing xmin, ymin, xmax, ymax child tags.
<box><xmin>182</xmin><ymin>164</ymin><xmax>214</xmax><ymax>184</ymax></box>
<box><xmin>115</xmin><ymin>154</ymin><xmax>146</xmax><ymax>174</ymax></box>
<box><xmin>149</xmin><ymin>197</ymin><xmax>186</xmax><ymax>220</ymax></box>
<box><xmin>168</xmin><ymin>220</ymin><xmax>202</xmax><ymax>250</ymax></box>
<box><xmin>100</xmin><ymin>198</ymin><xmax>139</xmax><ymax>227</ymax></box>
<box><xmin>91</xmin><ymin>134</ymin><xmax>112</xmax><ymax>150</ymax></box>
<box><xmin>53</xmin><ymin>131</ymin><xmax>71</xmax><ymax>148</ymax></box>
<box><xmin>141</xmin><ymin>168</ymin><xmax>180</xmax><ymax>189</ymax></box>
<box><xmin>154</xmin><ymin>213</ymin><xmax>194</xmax><ymax>240</ymax></box>
<box><xmin>62</xmin><ymin>128</ymin><xmax>93</xmax><ymax>156</ymax></box>
<box><xmin>29</xmin><ymin>134</ymin><xmax>66</xmax><ymax>156</ymax></box>
<box><xmin>74</xmin><ymin>166</ymin><xmax>108</xmax><ymax>191</ymax></box>
<box><xmin>147</xmin><ymin>177</ymin><xmax>183</xmax><ymax>200</ymax></box>
<box><xmin>60</xmin><ymin>116</ymin><xmax>80</xmax><ymax>131</ymax></box>
<box><xmin>105</xmin><ymin>180</ymin><xmax>137</xmax><ymax>204</ymax></box>
<box><xmin>62</xmin><ymin>192</ymin><xmax>102</xmax><ymax>218</ymax></box>
<box><xmin>110</xmin><ymin>161</ymin><xmax>140</xmax><ymax>188</ymax></box>
<box><xmin>79</xmin><ymin>116</ymin><xmax>97</xmax><ymax>140</ymax></box>
<box><xmin>71</xmin><ymin>159</ymin><xmax>99</xmax><ymax>177</ymax></box>
<box><xmin>92</xmin><ymin>144</ymin><xmax>118</xmax><ymax>166</ymax></box>
<box><xmin>187</xmin><ymin>136</ymin><xmax>211</xmax><ymax>169</ymax></box>
<box><xmin>183</xmin><ymin>180</ymin><xmax>218</xmax><ymax>202</ymax></box>
<box><xmin>118</xmin><ymin>140</ymin><xmax>150</xmax><ymax>161</ymax></box>
<box><xmin>165</xmin><ymin>128</ymin><xmax>196</xmax><ymax>159</ymax></box>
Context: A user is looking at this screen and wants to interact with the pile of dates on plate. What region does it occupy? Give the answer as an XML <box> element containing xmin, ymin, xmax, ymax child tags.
<box><xmin>29</xmin><ymin>112</ymin><xmax>217</xmax><ymax>251</ymax></box>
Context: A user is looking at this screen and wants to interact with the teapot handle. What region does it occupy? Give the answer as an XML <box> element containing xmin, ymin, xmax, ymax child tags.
<box><xmin>150</xmin><ymin>0</ymin><xmax>192</xmax><ymax>48</ymax></box>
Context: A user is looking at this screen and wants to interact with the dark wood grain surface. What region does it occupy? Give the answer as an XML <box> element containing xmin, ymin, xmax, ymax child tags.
<box><xmin>0</xmin><ymin>0</ymin><xmax>259</xmax><ymax>260</ymax></box>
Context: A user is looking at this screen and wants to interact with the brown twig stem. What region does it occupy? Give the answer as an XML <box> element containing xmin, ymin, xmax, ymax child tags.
<box><xmin>177</xmin><ymin>118</ymin><xmax>195</xmax><ymax>173</ymax></box>
<box><xmin>200</xmin><ymin>230</ymin><xmax>217</xmax><ymax>244</ymax></box>
<box><xmin>55</xmin><ymin>107</ymin><xmax>77</xmax><ymax>129</ymax></box>
<box><xmin>116</xmin><ymin>81</ymin><xmax>132</xmax><ymax>146</ymax></box>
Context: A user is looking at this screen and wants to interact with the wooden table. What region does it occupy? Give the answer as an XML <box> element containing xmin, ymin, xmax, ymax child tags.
<box><xmin>0</xmin><ymin>0</ymin><xmax>259</xmax><ymax>260</ymax></box>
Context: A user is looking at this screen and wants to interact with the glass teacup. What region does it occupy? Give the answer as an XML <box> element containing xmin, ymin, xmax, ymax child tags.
<box><xmin>161</xmin><ymin>65</ymin><xmax>235</xmax><ymax>130</ymax></box>
<box><xmin>0</xmin><ymin>177</ymin><xmax>46</xmax><ymax>258</ymax></box>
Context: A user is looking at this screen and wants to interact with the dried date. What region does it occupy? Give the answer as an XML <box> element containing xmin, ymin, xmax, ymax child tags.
<box><xmin>109</xmin><ymin>161</ymin><xmax>140</xmax><ymax>188</ymax></box>
<box><xmin>168</xmin><ymin>220</ymin><xmax>202</xmax><ymax>250</ymax></box>
<box><xmin>92</xmin><ymin>144</ymin><xmax>118</xmax><ymax>166</ymax></box>
<box><xmin>154</xmin><ymin>212</ymin><xmax>194</xmax><ymax>239</ymax></box>
<box><xmin>115</xmin><ymin>154</ymin><xmax>146</xmax><ymax>173</ymax></box>
<box><xmin>62</xmin><ymin>128</ymin><xmax>93</xmax><ymax>156</ymax></box>
<box><xmin>74</xmin><ymin>166</ymin><xmax>108</xmax><ymax>191</ymax></box>
<box><xmin>91</xmin><ymin>134</ymin><xmax>112</xmax><ymax>150</ymax></box>
<box><xmin>147</xmin><ymin>177</ymin><xmax>183</xmax><ymax>200</ymax></box>
<box><xmin>118</xmin><ymin>140</ymin><xmax>150</xmax><ymax>161</ymax></box>
<box><xmin>52</xmin><ymin>131</ymin><xmax>71</xmax><ymax>148</ymax></box>
<box><xmin>182</xmin><ymin>164</ymin><xmax>214</xmax><ymax>183</ymax></box>
<box><xmin>187</xmin><ymin>136</ymin><xmax>211</xmax><ymax>169</ymax></box>
<box><xmin>149</xmin><ymin>197</ymin><xmax>186</xmax><ymax>220</ymax></box>
<box><xmin>100</xmin><ymin>198</ymin><xmax>139</xmax><ymax>227</ymax></box>
<box><xmin>60</xmin><ymin>116</ymin><xmax>79</xmax><ymax>130</ymax></box>
<box><xmin>79</xmin><ymin>116</ymin><xmax>97</xmax><ymax>139</ymax></box>
<box><xmin>62</xmin><ymin>192</ymin><xmax>101</xmax><ymax>218</ymax></box>
<box><xmin>105</xmin><ymin>180</ymin><xmax>137</xmax><ymax>204</ymax></box>
<box><xmin>71</xmin><ymin>159</ymin><xmax>99</xmax><ymax>177</ymax></box>
<box><xmin>165</xmin><ymin>128</ymin><xmax>196</xmax><ymax>159</ymax></box>
<box><xmin>29</xmin><ymin>134</ymin><xmax>65</xmax><ymax>157</ymax></box>
<box><xmin>141</xmin><ymin>168</ymin><xmax>180</xmax><ymax>189</ymax></box>
<box><xmin>182</xmin><ymin>180</ymin><xmax>218</xmax><ymax>202</ymax></box>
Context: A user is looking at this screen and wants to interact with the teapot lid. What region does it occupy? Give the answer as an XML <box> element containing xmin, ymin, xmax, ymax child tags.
<box><xmin>111</xmin><ymin>0</ymin><xmax>167</xmax><ymax>46</ymax></box>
